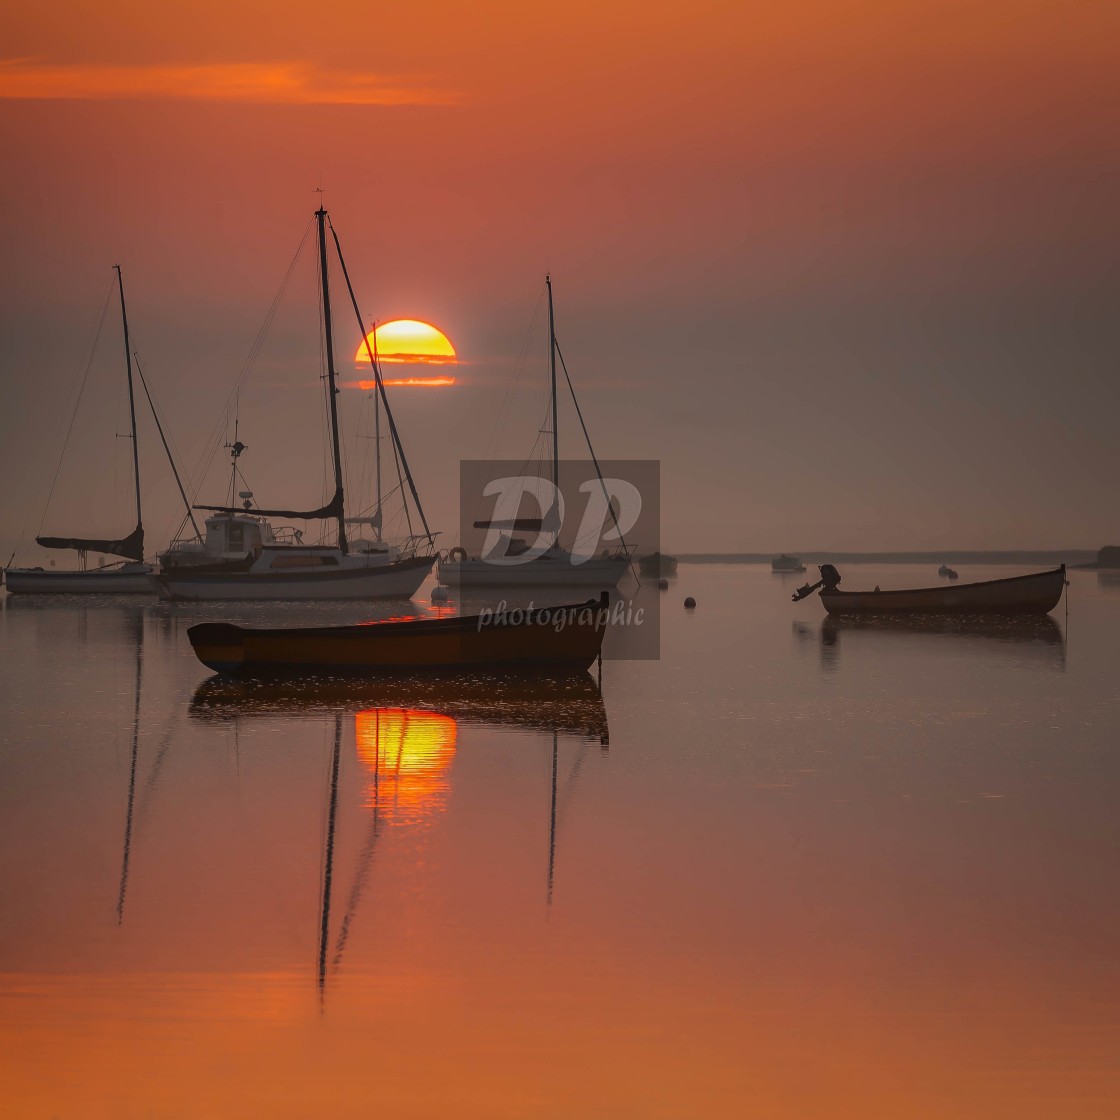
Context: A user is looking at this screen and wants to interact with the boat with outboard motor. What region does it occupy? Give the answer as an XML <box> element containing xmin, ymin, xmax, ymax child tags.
<box><xmin>792</xmin><ymin>564</ymin><xmax>1066</xmax><ymax>616</ymax></box>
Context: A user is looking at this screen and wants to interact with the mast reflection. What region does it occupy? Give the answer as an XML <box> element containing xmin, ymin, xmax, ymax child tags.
<box><xmin>188</xmin><ymin>672</ymin><xmax>609</xmax><ymax>993</ymax></box>
<box><xmin>116</xmin><ymin>612</ymin><xmax>144</xmax><ymax>924</ymax></box>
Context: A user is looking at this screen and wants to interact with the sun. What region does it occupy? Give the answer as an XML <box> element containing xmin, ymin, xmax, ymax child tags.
<box><xmin>355</xmin><ymin>319</ymin><xmax>457</xmax><ymax>366</ymax></box>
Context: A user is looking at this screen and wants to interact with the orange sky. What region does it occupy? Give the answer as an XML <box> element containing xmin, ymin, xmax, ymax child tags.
<box><xmin>1</xmin><ymin>1</ymin><xmax>1118</xmax><ymax>552</ymax></box>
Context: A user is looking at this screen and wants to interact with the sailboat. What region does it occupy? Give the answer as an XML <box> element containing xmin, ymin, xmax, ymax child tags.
<box><xmin>5</xmin><ymin>267</ymin><xmax>155</xmax><ymax>594</ymax></box>
<box><xmin>151</xmin><ymin>206</ymin><xmax>436</xmax><ymax>601</ymax></box>
<box><xmin>437</xmin><ymin>276</ymin><xmax>631</xmax><ymax>590</ymax></box>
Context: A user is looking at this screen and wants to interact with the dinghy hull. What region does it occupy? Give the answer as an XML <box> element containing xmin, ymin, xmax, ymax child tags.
<box><xmin>819</xmin><ymin>566</ymin><xmax>1066</xmax><ymax>616</ymax></box>
<box><xmin>187</xmin><ymin>594</ymin><xmax>610</xmax><ymax>676</ymax></box>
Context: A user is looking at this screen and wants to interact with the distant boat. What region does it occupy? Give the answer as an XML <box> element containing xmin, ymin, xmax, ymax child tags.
<box><xmin>792</xmin><ymin>564</ymin><xmax>1066</xmax><ymax>616</ymax></box>
<box><xmin>1074</xmin><ymin>545</ymin><xmax>1120</xmax><ymax>570</ymax></box>
<box><xmin>152</xmin><ymin>206</ymin><xmax>436</xmax><ymax>602</ymax></box>
<box><xmin>437</xmin><ymin>277</ymin><xmax>630</xmax><ymax>591</ymax></box>
<box><xmin>771</xmin><ymin>554</ymin><xmax>806</xmax><ymax>573</ymax></box>
<box><xmin>4</xmin><ymin>266</ymin><xmax>157</xmax><ymax>595</ymax></box>
<box><xmin>186</xmin><ymin>592</ymin><xmax>611</xmax><ymax>676</ymax></box>
<box><xmin>638</xmin><ymin>552</ymin><xmax>677</xmax><ymax>578</ymax></box>
<box><xmin>937</xmin><ymin>564</ymin><xmax>959</xmax><ymax>579</ymax></box>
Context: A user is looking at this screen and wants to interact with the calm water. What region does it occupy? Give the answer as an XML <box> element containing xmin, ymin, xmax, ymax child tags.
<box><xmin>1</xmin><ymin>565</ymin><xmax>1118</xmax><ymax>1118</ymax></box>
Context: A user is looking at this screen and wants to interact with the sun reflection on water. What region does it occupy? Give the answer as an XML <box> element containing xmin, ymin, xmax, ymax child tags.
<box><xmin>354</xmin><ymin>709</ymin><xmax>458</xmax><ymax>824</ymax></box>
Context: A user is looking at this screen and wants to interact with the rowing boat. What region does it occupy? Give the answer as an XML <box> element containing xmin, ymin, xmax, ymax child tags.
<box><xmin>187</xmin><ymin>592</ymin><xmax>611</xmax><ymax>676</ymax></box>
<box><xmin>793</xmin><ymin>564</ymin><xmax>1066</xmax><ymax>616</ymax></box>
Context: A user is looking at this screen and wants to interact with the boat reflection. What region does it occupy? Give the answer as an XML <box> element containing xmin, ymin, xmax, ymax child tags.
<box><xmin>189</xmin><ymin>672</ymin><xmax>609</xmax><ymax>744</ymax></box>
<box><xmin>819</xmin><ymin>613</ymin><xmax>1066</xmax><ymax>671</ymax></box>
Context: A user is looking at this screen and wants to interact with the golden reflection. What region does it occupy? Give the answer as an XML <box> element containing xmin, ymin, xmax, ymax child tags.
<box><xmin>354</xmin><ymin>709</ymin><xmax>458</xmax><ymax>823</ymax></box>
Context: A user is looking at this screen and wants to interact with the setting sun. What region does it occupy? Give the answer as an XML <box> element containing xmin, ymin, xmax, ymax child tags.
<box><xmin>355</xmin><ymin>319</ymin><xmax>457</xmax><ymax>366</ymax></box>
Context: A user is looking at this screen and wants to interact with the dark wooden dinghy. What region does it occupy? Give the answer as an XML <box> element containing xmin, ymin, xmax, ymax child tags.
<box><xmin>187</xmin><ymin>592</ymin><xmax>611</xmax><ymax>676</ymax></box>
<box><xmin>793</xmin><ymin>564</ymin><xmax>1066</xmax><ymax>616</ymax></box>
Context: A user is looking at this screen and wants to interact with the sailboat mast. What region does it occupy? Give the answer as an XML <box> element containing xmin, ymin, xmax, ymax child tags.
<box><xmin>228</xmin><ymin>414</ymin><xmax>240</xmax><ymax>506</ymax></box>
<box><xmin>547</xmin><ymin>274</ymin><xmax>558</xmax><ymax>495</ymax></box>
<box><xmin>329</xmin><ymin>220</ymin><xmax>434</xmax><ymax>546</ymax></box>
<box><xmin>374</xmin><ymin>323</ymin><xmax>382</xmax><ymax>539</ymax></box>
<box><xmin>115</xmin><ymin>265</ymin><xmax>143</xmax><ymax>540</ymax></box>
<box><xmin>316</xmin><ymin>207</ymin><xmax>349</xmax><ymax>555</ymax></box>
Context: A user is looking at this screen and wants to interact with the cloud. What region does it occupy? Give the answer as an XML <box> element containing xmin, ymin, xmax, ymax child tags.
<box><xmin>342</xmin><ymin>377</ymin><xmax>458</xmax><ymax>388</ymax></box>
<box><xmin>0</xmin><ymin>58</ymin><xmax>459</xmax><ymax>106</ymax></box>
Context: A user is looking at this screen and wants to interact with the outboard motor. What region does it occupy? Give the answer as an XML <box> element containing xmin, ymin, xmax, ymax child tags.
<box><xmin>819</xmin><ymin>564</ymin><xmax>841</xmax><ymax>590</ymax></box>
<box><xmin>792</xmin><ymin>563</ymin><xmax>842</xmax><ymax>603</ymax></box>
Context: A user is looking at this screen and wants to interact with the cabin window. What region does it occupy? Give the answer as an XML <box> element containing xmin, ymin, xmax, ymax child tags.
<box><xmin>228</xmin><ymin>523</ymin><xmax>244</xmax><ymax>551</ymax></box>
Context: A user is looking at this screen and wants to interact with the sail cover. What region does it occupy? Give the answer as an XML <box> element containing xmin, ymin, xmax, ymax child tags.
<box><xmin>473</xmin><ymin>517</ymin><xmax>548</xmax><ymax>532</ymax></box>
<box><xmin>474</xmin><ymin>502</ymin><xmax>562</xmax><ymax>535</ymax></box>
<box><xmin>36</xmin><ymin>524</ymin><xmax>145</xmax><ymax>562</ymax></box>
<box><xmin>194</xmin><ymin>487</ymin><xmax>344</xmax><ymax>522</ymax></box>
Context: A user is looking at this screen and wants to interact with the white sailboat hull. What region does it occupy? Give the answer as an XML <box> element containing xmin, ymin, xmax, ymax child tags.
<box><xmin>3</xmin><ymin>564</ymin><xmax>156</xmax><ymax>595</ymax></box>
<box><xmin>438</xmin><ymin>554</ymin><xmax>629</xmax><ymax>589</ymax></box>
<box><xmin>153</xmin><ymin>555</ymin><xmax>434</xmax><ymax>601</ymax></box>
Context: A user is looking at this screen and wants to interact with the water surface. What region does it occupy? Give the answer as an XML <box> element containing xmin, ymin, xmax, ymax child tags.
<box><xmin>1</xmin><ymin>564</ymin><xmax>1117</xmax><ymax>1117</ymax></box>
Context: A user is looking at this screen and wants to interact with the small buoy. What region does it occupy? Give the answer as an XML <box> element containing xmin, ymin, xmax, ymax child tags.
<box><xmin>431</xmin><ymin>585</ymin><xmax>449</xmax><ymax>602</ymax></box>
<box><xmin>684</xmin><ymin>596</ymin><xmax>696</xmax><ymax>609</ymax></box>
<box><xmin>658</xmin><ymin>578</ymin><xmax>669</xmax><ymax>590</ymax></box>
